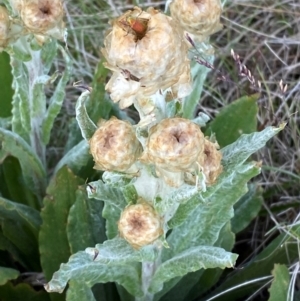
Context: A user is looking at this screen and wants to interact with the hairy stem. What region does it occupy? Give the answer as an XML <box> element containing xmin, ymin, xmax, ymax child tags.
<box><xmin>136</xmin><ymin>248</ymin><xmax>162</xmax><ymax>301</ymax></box>
<box><xmin>24</xmin><ymin>49</ymin><xmax>46</xmax><ymax>166</ymax></box>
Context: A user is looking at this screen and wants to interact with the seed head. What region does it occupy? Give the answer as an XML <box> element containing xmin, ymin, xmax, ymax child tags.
<box><xmin>118</xmin><ymin>202</ymin><xmax>162</xmax><ymax>249</ymax></box>
<box><xmin>89</xmin><ymin>117</ymin><xmax>142</xmax><ymax>173</ymax></box>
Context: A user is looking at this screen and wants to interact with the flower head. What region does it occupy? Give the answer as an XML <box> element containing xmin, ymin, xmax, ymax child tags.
<box><xmin>17</xmin><ymin>0</ymin><xmax>65</xmax><ymax>43</ymax></box>
<box><xmin>170</xmin><ymin>0</ymin><xmax>222</xmax><ymax>41</ymax></box>
<box><xmin>118</xmin><ymin>201</ymin><xmax>162</xmax><ymax>249</ymax></box>
<box><xmin>102</xmin><ymin>6</ymin><xmax>191</xmax><ymax>108</ymax></box>
<box><xmin>89</xmin><ymin>117</ymin><xmax>142</xmax><ymax>173</ymax></box>
<box><xmin>140</xmin><ymin>118</ymin><xmax>205</xmax><ymax>187</ymax></box>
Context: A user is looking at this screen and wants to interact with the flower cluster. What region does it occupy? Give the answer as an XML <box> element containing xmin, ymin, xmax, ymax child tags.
<box><xmin>90</xmin><ymin>117</ymin><xmax>222</xmax><ymax>187</ymax></box>
<box><xmin>88</xmin><ymin>2</ymin><xmax>223</xmax><ymax>248</ymax></box>
<box><xmin>89</xmin><ymin>116</ymin><xmax>222</xmax><ymax>247</ymax></box>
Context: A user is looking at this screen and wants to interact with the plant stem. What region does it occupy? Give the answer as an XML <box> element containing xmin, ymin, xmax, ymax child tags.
<box><xmin>11</xmin><ymin>37</ymin><xmax>47</xmax><ymax>167</ymax></box>
<box><xmin>24</xmin><ymin>49</ymin><xmax>46</xmax><ymax>167</ymax></box>
<box><xmin>136</xmin><ymin>248</ymin><xmax>162</xmax><ymax>301</ymax></box>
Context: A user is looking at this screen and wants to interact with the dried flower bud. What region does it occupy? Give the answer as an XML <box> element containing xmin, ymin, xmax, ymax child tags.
<box><xmin>104</xmin><ymin>69</ymin><xmax>140</xmax><ymax>109</ymax></box>
<box><xmin>201</xmin><ymin>138</ymin><xmax>223</xmax><ymax>184</ymax></box>
<box><xmin>140</xmin><ymin>118</ymin><xmax>205</xmax><ymax>187</ymax></box>
<box><xmin>0</xmin><ymin>6</ymin><xmax>10</xmax><ymax>50</ymax></box>
<box><xmin>102</xmin><ymin>6</ymin><xmax>191</xmax><ymax>108</ymax></box>
<box><xmin>19</xmin><ymin>0</ymin><xmax>65</xmax><ymax>41</ymax></box>
<box><xmin>118</xmin><ymin>202</ymin><xmax>162</xmax><ymax>249</ymax></box>
<box><xmin>89</xmin><ymin>117</ymin><xmax>142</xmax><ymax>173</ymax></box>
<box><xmin>170</xmin><ymin>0</ymin><xmax>223</xmax><ymax>41</ymax></box>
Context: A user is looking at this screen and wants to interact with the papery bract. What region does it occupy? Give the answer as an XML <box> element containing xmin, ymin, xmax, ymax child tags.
<box><xmin>170</xmin><ymin>0</ymin><xmax>223</xmax><ymax>41</ymax></box>
<box><xmin>141</xmin><ymin>118</ymin><xmax>205</xmax><ymax>187</ymax></box>
<box><xmin>102</xmin><ymin>6</ymin><xmax>192</xmax><ymax>108</ymax></box>
<box><xmin>118</xmin><ymin>201</ymin><xmax>163</xmax><ymax>249</ymax></box>
<box><xmin>89</xmin><ymin>117</ymin><xmax>142</xmax><ymax>173</ymax></box>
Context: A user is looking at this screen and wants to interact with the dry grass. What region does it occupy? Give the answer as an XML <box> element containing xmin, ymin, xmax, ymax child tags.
<box><xmin>200</xmin><ymin>1</ymin><xmax>300</xmax><ymax>298</ymax></box>
<box><xmin>208</xmin><ymin>0</ymin><xmax>300</xmax><ymax>239</ymax></box>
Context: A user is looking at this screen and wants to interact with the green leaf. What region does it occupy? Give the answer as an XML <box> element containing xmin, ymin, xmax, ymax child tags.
<box><xmin>67</xmin><ymin>280</ymin><xmax>97</xmax><ymax>301</ymax></box>
<box><xmin>54</xmin><ymin>140</ymin><xmax>92</xmax><ymax>176</ymax></box>
<box><xmin>183</xmin><ymin>58</ymin><xmax>213</xmax><ymax>119</ymax></box>
<box><xmin>103</xmin><ymin>203</ymin><xmax>120</xmax><ymax>239</ymax></box>
<box><xmin>88</xmin><ymin>59</ymin><xmax>113</xmax><ymax>122</ymax></box>
<box><xmin>155</xmin><ymin>183</ymin><xmax>201</xmax><ymax>217</ymax></box>
<box><xmin>10</xmin><ymin>57</ymin><xmax>30</xmax><ymax>142</ymax></box>
<box><xmin>85</xmin><ymin>238</ymin><xmax>157</xmax><ymax>264</ymax></box>
<box><xmin>10</xmin><ymin>44</ymin><xmax>32</xmax><ymax>61</ymax></box>
<box><xmin>268</xmin><ymin>264</ymin><xmax>290</xmax><ymax>301</ymax></box>
<box><xmin>39</xmin><ymin>166</ymin><xmax>84</xmax><ymax>282</ymax></box>
<box><xmin>0</xmin><ymin>282</ymin><xmax>50</xmax><ymax>301</ymax></box>
<box><xmin>76</xmin><ymin>91</ymin><xmax>97</xmax><ymax>141</ymax></box>
<box><xmin>0</xmin><ymin>128</ymin><xmax>46</xmax><ymax>200</ymax></box>
<box><xmin>0</xmin><ymin>232</ymin><xmax>28</xmax><ymax>268</ymax></box>
<box><xmin>204</xmin><ymin>230</ymin><xmax>299</xmax><ymax>301</ymax></box>
<box><xmin>165</xmin><ymin>162</ymin><xmax>259</xmax><ymax>259</ymax></box>
<box><xmin>0</xmin><ymin>197</ymin><xmax>41</xmax><ymax>238</ymax></box>
<box><xmin>0</xmin><ymin>267</ymin><xmax>19</xmax><ymax>285</ymax></box>
<box><xmin>87</xmin><ymin>180</ymin><xmax>127</xmax><ymax>239</ymax></box>
<box><xmin>169</xmin><ymin>125</ymin><xmax>284</xmax><ymax>230</ymax></box>
<box><xmin>67</xmin><ymin>188</ymin><xmax>106</xmax><ymax>254</ymax></box>
<box><xmin>31</xmin><ymin>75</ymin><xmax>47</xmax><ymax>121</ymax></box>
<box><xmin>231</xmin><ymin>184</ymin><xmax>263</xmax><ymax>234</ymax></box>
<box><xmin>0</xmin><ymin>52</ymin><xmax>13</xmax><ymax>117</ymax></box>
<box><xmin>0</xmin><ymin>156</ymin><xmax>40</xmax><ymax>209</ymax></box>
<box><xmin>45</xmin><ymin>251</ymin><xmax>143</xmax><ymax>297</ymax></box>
<box><xmin>41</xmin><ymin>39</ymin><xmax>58</xmax><ymax>74</ymax></box>
<box><xmin>0</xmin><ymin>197</ymin><xmax>41</xmax><ymax>270</ymax></box>
<box><xmin>122</xmin><ymin>184</ymin><xmax>138</xmax><ymax>204</ymax></box>
<box><xmin>92</xmin><ymin>283</ymin><xmax>114</xmax><ymax>301</ymax></box>
<box><xmin>102</xmin><ymin>171</ymin><xmax>132</xmax><ymax>187</ymax></box>
<box><xmin>63</xmin><ymin>118</ymin><xmax>86</xmax><ymax>153</ymax></box>
<box><xmin>0</xmin><ymin>117</ymin><xmax>11</xmax><ymax>130</ymax></box>
<box><xmin>293</xmin><ymin>290</ymin><xmax>300</xmax><ymax>301</ymax></box>
<box><xmin>149</xmin><ymin>246</ymin><xmax>238</xmax><ymax>294</ymax></box>
<box><xmin>42</xmin><ymin>46</ymin><xmax>72</xmax><ymax>145</ymax></box>
<box><xmin>205</xmin><ymin>94</ymin><xmax>259</xmax><ymax>148</ymax></box>
<box><xmin>87</xmin><ymin>180</ymin><xmax>127</xmax><ymax>211</ymax></box>
<box><xmin>221</xmin><ymin>124</ymin><xmax>284</xmax><ymax>172</ymax></box>
<box><xmin>184</xmin><ymin>223</ymin><xmax>236</xmax><ymax>301</ymax></box>
<box><xmin>155</xmin><ymin>224</ymin><xmax>235</xmax><ymax>301</ymax></box>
